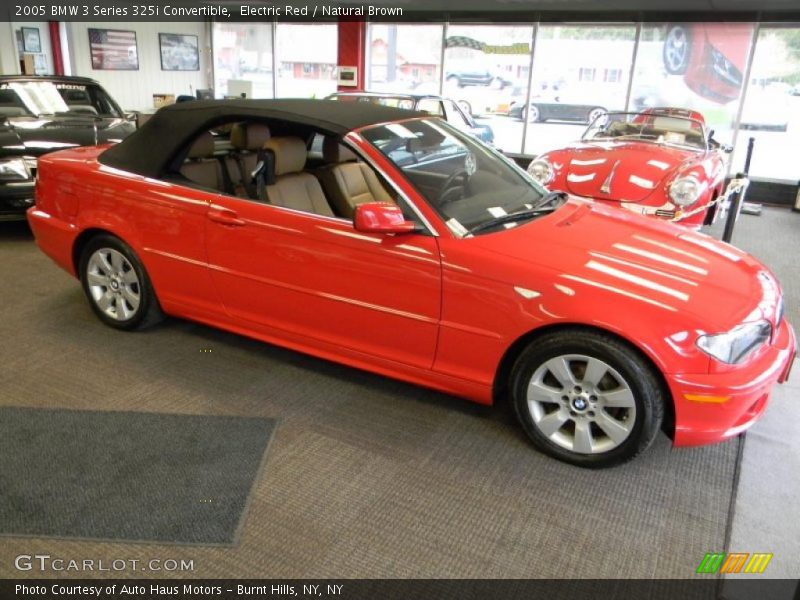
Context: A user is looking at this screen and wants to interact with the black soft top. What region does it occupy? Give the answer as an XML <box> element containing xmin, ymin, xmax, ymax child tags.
<box><xmin>99</xmin><ymin>98</ymin><xmax>425</xmax><ymax>178</ymax></box>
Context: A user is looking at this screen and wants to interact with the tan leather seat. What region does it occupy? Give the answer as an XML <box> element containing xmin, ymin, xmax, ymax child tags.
<box><xmin>263</xmin><ymin>136</ymin><xmax>334</xmax><ymax>217</ymax></box>
<box><xmin>180</xmin><ymin>132</ymin><xmax>222</xmax><ymax>191</ymax></box>
<box><xmin>227</xmin><ymin>122</ymin><xmax>272</xmax><ymax>197</ymax></box>
<box><xmin>317</xmin><ymin>137</ymin><xmax>392</xmax><ymax>218</ymax></box>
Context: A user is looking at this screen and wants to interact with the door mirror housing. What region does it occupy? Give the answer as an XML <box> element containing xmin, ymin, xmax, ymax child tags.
<box><xmin>353</xmin><ymin>202</ymin><xmax>416</xmax><ymax>234</ymax></box>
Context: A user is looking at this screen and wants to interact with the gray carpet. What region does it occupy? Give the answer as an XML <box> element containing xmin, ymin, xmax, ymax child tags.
<box><xmin>705</xmin><ymin>206</ymin><xmax>800</xmax><ymax>584</ymax></box>
<box><xmin>0</xmin><ymin>220</ymin><xmax>747</xmax><ymax>577</ymax></box>
<box><xmin>0</xmin><ymin>407</ymin><xmax>275</xmax><ymax>545</ymax></box>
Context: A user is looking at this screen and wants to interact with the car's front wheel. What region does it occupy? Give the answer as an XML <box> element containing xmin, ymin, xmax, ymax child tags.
<box><xmin>79</xmin><ymin>234</ymin><xmax>164</xmax><ymax>330</ymax></box>
<box><xmin>510</xmin><ymin>328</ymin><xmax>664</xmax><ymax>468</ymax></box>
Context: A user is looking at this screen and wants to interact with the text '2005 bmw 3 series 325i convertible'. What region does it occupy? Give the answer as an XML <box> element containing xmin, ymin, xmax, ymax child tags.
<box><xmin>28</xmin><ymin>99</ymin><xmax>796</xmax><ymax>468</ymax></box>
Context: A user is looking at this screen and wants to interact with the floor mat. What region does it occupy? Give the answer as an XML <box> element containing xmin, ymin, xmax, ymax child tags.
<box><xmin>0</xmin><ymin>407</ymin><xmax>275</xmax><ymax>545</ymax></box>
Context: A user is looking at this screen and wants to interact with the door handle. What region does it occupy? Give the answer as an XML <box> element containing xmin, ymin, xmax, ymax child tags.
<box><xmin>208</xmin><ymin>206</ymin><xmax>245</xmax><ymax>227</ymax></box>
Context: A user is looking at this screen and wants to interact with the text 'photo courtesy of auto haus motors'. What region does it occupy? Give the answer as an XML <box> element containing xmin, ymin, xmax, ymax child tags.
<box><xmin>25</xmin><ymin>97</ymin><xmax>795</xmax><ymax>468</ymax></box>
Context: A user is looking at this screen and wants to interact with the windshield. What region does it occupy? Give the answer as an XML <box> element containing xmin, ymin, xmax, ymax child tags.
<box><xmin>582</xmin><ymin>111</ymin><xmax>707</xmax><ymax>151</ymax></box>
<box><xmin>361</xmin><ymin>118</ymin><xmax>549</xmax><ymax>236</ymax></box>
<box><xmin>0</xmin><ymin>80</ymin><xmax>122</xmax><ymax>118</ymax></box>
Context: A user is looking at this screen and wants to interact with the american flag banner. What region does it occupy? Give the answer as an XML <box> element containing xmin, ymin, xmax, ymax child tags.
<box><xmin>88</xmin><ymin>29</ymin><xmax>139</xmax><ymax>70</ymax></box>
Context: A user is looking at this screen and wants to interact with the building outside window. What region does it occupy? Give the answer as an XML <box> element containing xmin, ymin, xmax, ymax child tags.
<box><xmin>212</xmin><ymin>23</ymin><xmax>274</xmax><ymax>99</ymax></box>
<box><xmin>367</xmin><ymin>24</ymin><xmax>444</xmax><ymax>93</ymax></box>
<box><xmin>275</xmin><ymin>24</ymin><xmax>337</xmax><ymax>98</ymax></box>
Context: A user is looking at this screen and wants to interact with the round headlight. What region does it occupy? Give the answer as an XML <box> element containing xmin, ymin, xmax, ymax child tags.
<box><xmin>527</xmin><ymin>159</ymin><xmax>554</xmax><ymax>185</ymax></box>
<box><xmin>669</xmin><ymin>175</ymin><xmax>701</xmax><ymax>206</ymax></box>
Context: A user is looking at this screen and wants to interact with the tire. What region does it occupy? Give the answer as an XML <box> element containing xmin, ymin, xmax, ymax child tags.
<box><xmin>79</xmin><ymin>234</ymin><xmax>164</xmax><ymax>331</ymax></box>
<box><xmin>509</xmin><ymin>328</ymin><xmax>665</xmax><ymax>468</ymax></box>
<box><xmin>524</xmin><ymin>105</ymin><xmax>541</xmax><ymax>123</ymax></box>
<box><xmin>457</xmin><ymin>99</ymin><xmax>472</xmax><ymax>116</ymax></box>
<box><xmin>663</xmin><ymin>25</ymin><xmax>691</xmax><ymax>75</ymax></box>
<box><xmin>446</xmin><ymin>75</ymin><xmax>462</xmax><ymax>88</ymax></box>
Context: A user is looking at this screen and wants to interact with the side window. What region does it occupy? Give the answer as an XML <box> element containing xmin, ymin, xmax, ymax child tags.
<box><xmin>417</xmin><ymin>98</ymin><xmax>445</xmax><ymax>117</ymax></box>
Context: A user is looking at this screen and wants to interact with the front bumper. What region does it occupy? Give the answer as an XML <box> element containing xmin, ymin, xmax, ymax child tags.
<box><xmin>589</xmin><ymin>196</ymin><xmax>708</xmax><ymax>228</ymax></box>
<box><xmin>668</xmin><ymin>319</ymin><xmax>796</xmax><ymax>446</ymax></box>
<box><xmin>0</xmin><ymin>181</ymin><xmax>36</xmax><ymax>221</ymax></box>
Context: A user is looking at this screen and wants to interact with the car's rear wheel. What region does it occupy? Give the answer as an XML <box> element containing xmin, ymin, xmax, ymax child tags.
<box><xmin>524</xmin><ymin>105</ymin><xmax>541</xmax><ymax>123</ymax></box>
<box><xmin>79</xmin><ymin>234</ymin><xmax>164</xmax><ymax>330</ymax></box>
<box><xmin>663</xmin><ymin>25</ymin><xmax>691</xmax><ymax>75</ymax></box>
<box><xmin>510</xmin><ymin>329</ymin><xmax>664</xmax><ymax>468</ymax></box>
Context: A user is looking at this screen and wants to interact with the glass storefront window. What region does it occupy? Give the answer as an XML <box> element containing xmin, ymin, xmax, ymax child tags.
<box><xmin>523</xmin><ymin>25</ymin><xmax>637</xmax><ymax>156</ymax></box>
<box><xmin>734</xmin><ymin>25</ymin><xmax>800</xmax><ymax>181</ymax></box>
<box><xmin>212</xmin><ymin>23</ymin><xmax>274</xmax><ymax>99</ymax></box>
<box><xmin>443</xmin><ymin>24</ymin><xmax>534</xmax><ymax>154</ymax></box>
<box><xmin>367</xmin><ymin>24</ymin><xmax>444</xmax><ymax>93</ymax></box>
<box><xmin>275</xmin><ymin>24</ymin><xmax>338</xmax><ymax>98</ymax></box>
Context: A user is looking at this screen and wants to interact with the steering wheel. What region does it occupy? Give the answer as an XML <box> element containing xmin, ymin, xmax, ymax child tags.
<box><xmin>436</xmin><ymin>170</ymin><xmax>470</xmax><ymax>207</ymax></box>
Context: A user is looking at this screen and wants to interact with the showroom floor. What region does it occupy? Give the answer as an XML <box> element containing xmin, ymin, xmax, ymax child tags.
<box><xmin>0</xmin><ymin>206</ymin><xmax>797</xmax><ymax>580</ymax></box>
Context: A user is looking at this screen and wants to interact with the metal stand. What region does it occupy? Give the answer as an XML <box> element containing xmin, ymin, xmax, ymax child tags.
<box><xmin>722</xmin><ymin>137</ymin><xmax>754</xmax><ymax>244</ymax></box>
<box><xmin>793</xmin><ymin>179</ymin><xmax>800</xmax><ymax>213</ymax></box>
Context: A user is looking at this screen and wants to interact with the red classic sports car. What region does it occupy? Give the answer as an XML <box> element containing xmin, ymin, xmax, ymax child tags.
<box><xmin>527</xmin><ymin>108</ymin><xmax>731</xmax><ymax>229</ymax></box>
<box><xmin>28</xmin><ymin>99</ymin><xmax>795</xmax><ymax>468</ymax></box>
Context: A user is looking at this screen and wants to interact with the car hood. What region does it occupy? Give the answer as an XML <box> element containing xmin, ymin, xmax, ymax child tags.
<box><xmin>468</xmin><ymin>199</ymin><xmax>780</xmax><ymax>331</ymax></box>
<box><xmin>0</xmin><ymin>115</ymin><xmax>134</xmax><ymax>159</ymax></box>
<box><xmin>553</xmin><ymin>141</ymin><xmax>694</xmax><ymax>202</ymax></box>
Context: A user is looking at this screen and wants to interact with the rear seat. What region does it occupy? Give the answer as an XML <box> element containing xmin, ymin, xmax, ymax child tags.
<box><xmin>179</xmin><ymin>132</ymin><xmax>223</xmax><ymax>191</ymax></box>
<box><xmin>226</xmin><ymin>122</ymin><xmax>272</xmax><ymax>198</ymax></box>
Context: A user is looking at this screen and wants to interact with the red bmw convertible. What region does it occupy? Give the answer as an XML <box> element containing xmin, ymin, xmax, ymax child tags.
<box><xmin>28</xmin><ymin>99</ymin><xmax>795</xmax><ymax>468</ymax></box>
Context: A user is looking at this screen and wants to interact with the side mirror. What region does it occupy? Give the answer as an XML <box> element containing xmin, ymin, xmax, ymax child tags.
<box><xmin>353</xmin><ymin>202</ymin><xmax>416</xmax><ymax>234</ymax></box>
<box><xmin>125</xmin><ymin>112</ymin><xmax>137</xmax><ymax>122</ymax></box>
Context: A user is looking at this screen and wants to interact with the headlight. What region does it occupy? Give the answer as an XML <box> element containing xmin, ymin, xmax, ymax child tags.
<box><xmin>527</xmin><ymin>159</ymin><xmax>554</xmax><ymax>185</ymax></box>
<box><xmin>669</xmin><ymin>175</ymin><xmax>701</xmax><ymax>206</ymax></box>
<box><xmin>697</xmin><ymin>320</ymin><xmax>772</xmax><ymax>364</ymax></box>
<box><xmin>0</xmin><ymin>158</ymin><xmax>31</xmax><ymax>182</ymax></box>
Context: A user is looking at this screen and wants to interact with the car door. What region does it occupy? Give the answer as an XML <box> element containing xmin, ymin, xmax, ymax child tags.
<box><xmin>204</xmin><ymin>197</ymin><xmax>442</xmax><ymax>370</ymax></box>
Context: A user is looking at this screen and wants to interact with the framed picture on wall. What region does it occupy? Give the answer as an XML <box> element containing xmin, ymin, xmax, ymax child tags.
<box><xmin>159</xmin><ymin>33</ymin><xmax>200</xmax><ymax>71</ymax></box>
<box><xmin>88</xmin><ymin>28</ymin><xmax>139</xmax><ymax>70</ymax></box>
<box><xmin>21</xmin><ymin>27</ymin><xmax>41</xmax><ymax>53</ymax></box>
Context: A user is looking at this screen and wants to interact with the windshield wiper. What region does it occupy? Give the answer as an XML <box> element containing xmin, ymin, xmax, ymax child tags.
<box><xmin>468</xmin><ymin>206</ymin><xmax>557</xmax><ymax>235</ymax></box>
<box><xmin>532</xmin><ymin>190</ymin><xmax>569</xmax><ymax>209</ymax></box>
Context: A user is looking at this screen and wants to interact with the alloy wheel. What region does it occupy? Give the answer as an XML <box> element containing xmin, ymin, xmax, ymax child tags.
<box><xmin>664</xmin><ymin>26</ymin><xmax>690</xmax><ymax>74</ymax></box>
<box><xmin>525</xmin><ymin>354</ymin><xmax>637</xmax><ymax>454</ymax></box>
<box><xmin>86</xmin><ymin>248</ymin><xmax>141</xmax><ymax>321</ymax></box>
